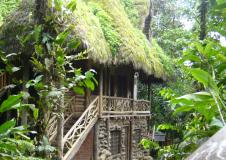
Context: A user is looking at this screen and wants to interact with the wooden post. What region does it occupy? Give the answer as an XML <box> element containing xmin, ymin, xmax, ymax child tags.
<box><xmin>21</xmin><ymin>58</ymin><xmax>29</xmax><ymax>125</ymax></box>
<box><xmin>147</xmin><ymin>78</ymin><xmax>155</xmax><ymax>136</ymax></box>
<box><xmin>129</xmin><ymin>120</ymin><xmax>133</xmax><ymax>160</ymax></box>
<box><xmin>148</xmin><ymin>83</ymin><xmax>150</xmax><ymax>101</ymax></box>
<box><xmin>99</xmin><ymin>67</ymin><xmax>103</xmax><ymax>115</ymax></box>
<box><xmin>133</xmin><ymin>72</ymin><xmax>139</xmax><ymax>100</ymax></box>
<box><xmin>85</xmin><ymin>61</ymin><xmax>91</xmax><ymax>107</ymax></box>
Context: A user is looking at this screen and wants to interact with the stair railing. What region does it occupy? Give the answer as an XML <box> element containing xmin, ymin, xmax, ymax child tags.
<box><xmin>63</xmin><ymin>96</ymin><xmax>99</xmax><ymax>160</ymax></box>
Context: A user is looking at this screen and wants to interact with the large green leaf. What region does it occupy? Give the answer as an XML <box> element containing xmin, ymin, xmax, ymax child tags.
<box><xmin>0</xmin><ymin>94</ymin><xmax>22</xmax><ymax>113</ymax></box>
<box><xmin>190</xmin><ymin>68</ymin><xmax>218</xmax><ymax>92</ymax></box>
<box><xmin>179</xmin><ymin>54</ymin><xmax>201</xmax><ymax>63</ymax></box>
<box><xmin>172</xmin><ymin>92</ymin><xmax>216</xmax><ymax>120</ymax></box>
<box><xmin>174</xmin><ymin>106</ymin><xmax>194</xmax><ymax>115</ymax></box>
<box><xmin>84</xmin><ymin>79</ymin><xmax>95</xmax><ymax>91</ymax></box>
<box><xmin>67</xmin><ymin>38</ymin><xmax>81</xmax><ymax>50</ymax></box>
<box><xmin>171</xmin><ymin>92</ymin><xmax>213</xmax><ymax>104</ymax></box>
<box><xmin>55</xmin><ymin>30</ymin><xmax>70</xmax><ymax>45</ymax></box>
<box><xmin>195</xmin><ymin>102</ymin><xmax>216</xmax><ymax>121</ymax></box>
<box><xmin>73</xmin><ymin>86</ymin><xmax>84</xmax><ymax>95</ymax></box>
<box><xmin>210</xmin><ymin>117</ymin><xmax>224</xmax><ymax>128</ymax></box>
<box><xmin>0</xmin><ymin>119</ymin><xmax>16</xmax><ymax>134</ymax></box>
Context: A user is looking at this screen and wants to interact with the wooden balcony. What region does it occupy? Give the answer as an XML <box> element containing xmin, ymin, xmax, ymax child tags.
<box><xmin>101</xmin><ymin>96</ymin><xmax>151</xmax><ymax>118</ymax></box>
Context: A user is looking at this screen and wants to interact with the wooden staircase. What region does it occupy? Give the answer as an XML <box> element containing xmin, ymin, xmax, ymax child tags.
<box><xmin>63</xmin><ymin>96</ymin><xmax>99</xmax><ymax>160</ymax></box>
<box><xmin>47</xmin><ymin>93</ymin><xmax>99</xmax><ymax>160</ymax></box>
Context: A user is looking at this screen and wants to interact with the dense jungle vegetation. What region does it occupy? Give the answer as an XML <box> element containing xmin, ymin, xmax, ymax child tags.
<box><xmin>0</xmin><ymin>0</ymin><xmax>225</xmax><ymax>160</ymax></box>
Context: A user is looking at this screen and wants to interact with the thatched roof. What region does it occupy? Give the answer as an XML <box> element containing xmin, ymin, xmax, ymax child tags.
<box><xmin>0</xmin><ymin>0</ymin><xmax>170</xmax><ymax>80</ymax></box>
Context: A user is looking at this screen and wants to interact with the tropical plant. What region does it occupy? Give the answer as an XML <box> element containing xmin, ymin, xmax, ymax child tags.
<box><xmin>141</xmin><ymin>0</ymin><xmax>226</xmax><ymax>159</ymax></box>
<box><xmin>0</xmin><ymin>93</ymin><xmax>44</xmax><ymax>160</ymax></box>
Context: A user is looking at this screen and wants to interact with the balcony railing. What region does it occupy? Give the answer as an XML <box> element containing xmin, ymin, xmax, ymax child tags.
<box><xmin>101</xmin><ymin>96</ymin><xmax>150</xmax><ymax>117</ymax></box>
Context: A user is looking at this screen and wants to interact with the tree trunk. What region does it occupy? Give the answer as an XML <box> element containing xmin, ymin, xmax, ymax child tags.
<box><xmin>56</xmin><ymin>91</ymin><xmax>64</xmax><ymax>160</ymax></box>
<box><xmin>21</xmin><ymin>57</ymin><xmax>29</xmax><ymax>125</ymax></box>
<box><xmin>143</xmin><ymin>0</ymin><xmax>153</xmax><ymax>41</ymax></box>
<box><xmin>199</xmin><ymin>0</ymin><xmax>208</xmax><ymax>40</ymax></box>
<box><xmin>35</xmin><ymin>0</ymin><xmax>48</xmax><ymax>24</ymax></box>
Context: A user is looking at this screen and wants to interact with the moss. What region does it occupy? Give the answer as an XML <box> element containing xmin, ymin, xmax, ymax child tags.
<box><xmin>88</xmin><ymin>2</ymin><xmax>121</xmax><ymax>56</ymax></box>
<box><xmin>71</xmin><ymin>1</ymin><xmax>111</xmax><ymax>64</ymax></box>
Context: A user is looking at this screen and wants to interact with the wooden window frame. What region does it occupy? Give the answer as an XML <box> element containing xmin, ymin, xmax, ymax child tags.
<box><xmin>134</xmin><ymin>128</ymin><xmax>142</xmax><ymax>143</ymax></box>
<box><xmin>110</xmin><ymin>130</ymin><xmax>121</xmax><ymax>155</ymax></box>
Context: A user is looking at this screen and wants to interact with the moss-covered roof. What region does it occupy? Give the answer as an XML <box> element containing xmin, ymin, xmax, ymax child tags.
<box><xmin>74</xmin><ymin>0</ymin><xmax>166</xmax><ymax>79</ymax></box>
<box><xmin>0</xmin><ymin>0</ymin><xmax>169</xmax><ymax>80</ymax></box>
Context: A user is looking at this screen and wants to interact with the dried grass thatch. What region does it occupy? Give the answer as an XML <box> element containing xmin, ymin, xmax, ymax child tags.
<box><xmin>0</xmin><ymin>0</ymin><xmax>168</xmax><ymax>80</ymax></box>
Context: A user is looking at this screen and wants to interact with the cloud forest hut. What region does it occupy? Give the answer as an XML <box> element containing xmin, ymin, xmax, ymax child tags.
<box><xmin>0</xmin><ymin>0</ymin><xmax>171</xmax><ymax>159</ymax></box>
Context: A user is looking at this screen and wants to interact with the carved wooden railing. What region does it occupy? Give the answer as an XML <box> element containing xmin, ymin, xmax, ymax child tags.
<box><xmin>63</xmin><ymin>96</ymin><xmax>99</xmax><ymax>160</ymax></box>
<box><xmin>0</xmin><ymin>72</ymin><xmax>7</xmax><ymax>91</ymax></box>
<box><xmin>47</xmin><ymin>95</ymin><xmax>77</xmax><ymax>142</ymax></box>
<box><xmin>134</xmin><ymin>100</ymin><xmax>150</xmax><ymax>112</ymax></box>
<box><xmin>102</xmin><ymin>96</ymin><xmax>150</xmax><ymax>117</ymax></box>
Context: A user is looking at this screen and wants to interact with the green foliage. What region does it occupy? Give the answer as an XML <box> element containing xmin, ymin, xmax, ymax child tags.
<box><xmin>140</xmin><ymin>138</ymin><xmax>160</xmax><ymax>150</ymax></box>
<box><xmin>36</xmin><ymin>137</ymin><xmax>55</xmax><ymax>155</ymax></box>
<box><xmin>151</xmin><ymin>39</ymin><xmax>175</xmax><ymax>77</ymax></box>
<box><xmin>0</xmin><ymin>94</ymin><xmax>44</xmax><ymax>160</ymax></box>
<box><xmin>158</xmin><ymin>145</ymin><xmax>187</xmax><ymax>160</ymax></box>
<box><xmin>0</xmin><ymin>94</ymin><xmax>22</xmax><ymax>112</ymax></box>
<box><xmin>141</xmin><ymin>1</ymin><xmax>226</xmax><ymax>159</ymax></box>
<box><xmin>0</xmin><ymin>0</ymin><xmax>21</xmax><ymax>25</ymax></box>
<box><xmin>156</xmin><ymin>28</ymin><xmax>192</xmax><ymax>58</ymax></box>
<box><xmin>157</xmin><ymin>124</ymin><xmax>179</xmax><ymax>132</ymax></box>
